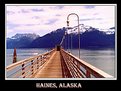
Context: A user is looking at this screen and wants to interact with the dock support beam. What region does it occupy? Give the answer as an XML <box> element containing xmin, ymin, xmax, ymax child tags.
<box><xmin>13</xmin><ymin>48</ymin><xmax>17</xmax><ymax>63</ymax></box>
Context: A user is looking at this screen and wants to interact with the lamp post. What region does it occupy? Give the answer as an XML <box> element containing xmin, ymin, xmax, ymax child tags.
<box><xmin>70</xmin><ymin>28</ymin><xmax>72</xmax><ymax>53</ymax></box>
<box><xmin>70</xmin><ymin>28</ymin><xmax>77</xmax><ymax>53</ymax></box>
<box><xmin>65</xmin><ymin>31</ymin><xmax>67</xmax><ymax>50</ymax></box>
<box><xmin>67</xmin><ymin>13</ymin><xmax>80</xmax><ymax>59</ymax></box>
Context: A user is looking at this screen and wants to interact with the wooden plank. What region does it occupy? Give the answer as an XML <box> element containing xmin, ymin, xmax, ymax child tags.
<box><xmin>34</xmin><ymin>51</ymin><xmax>62</xmax><ymax>78</ymax></box>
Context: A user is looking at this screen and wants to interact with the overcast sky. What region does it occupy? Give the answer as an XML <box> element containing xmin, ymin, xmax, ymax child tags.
<box><xmin>6</xmin><ymin>4</ymin><xmax>116</xmax><ymax>38</ymax></box>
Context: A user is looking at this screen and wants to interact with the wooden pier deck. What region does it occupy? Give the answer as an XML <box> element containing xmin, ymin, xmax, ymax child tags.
<box><xmin>34</xmin><ymin>51</ymin><xmax>63</xmax><ymax>78</ymax></box>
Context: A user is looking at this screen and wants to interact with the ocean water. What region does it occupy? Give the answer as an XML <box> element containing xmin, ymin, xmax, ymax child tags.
<box><xmin>6</xmin><ymin>48</ymin><xmax>115</xmax><ymax>77</ymax></box>
<box><xmin>6</xmin><ymin>48</ymin><xmax>51</xmax><ymax>66</ymax></box>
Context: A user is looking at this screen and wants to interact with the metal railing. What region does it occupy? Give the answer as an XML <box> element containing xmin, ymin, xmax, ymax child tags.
<box><xmin>60</xmin><ymin>49</ymin><xmax>113</xmax><ymax>78</ymax></box>
<box><xmin>6</xmin><ymin>49</ymin><xmax>55</xmax><ymax>78</ymax></box>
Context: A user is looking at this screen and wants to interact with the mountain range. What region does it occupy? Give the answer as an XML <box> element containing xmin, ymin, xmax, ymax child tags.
<box><xmin>7</xmin><ymin>27</ymin><xmax>115</xmax><ymax>49</ymax></box>
<box><xmin>7</xmin><ymin>33</ymin><xmax>40</xmax><ymax>49</ymax></box>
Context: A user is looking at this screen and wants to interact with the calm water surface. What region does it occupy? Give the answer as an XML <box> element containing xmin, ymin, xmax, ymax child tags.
<box><xmin>6</xmin><ymin>48</ymin><xmax>115</xmax><ymax>77</ymax></box>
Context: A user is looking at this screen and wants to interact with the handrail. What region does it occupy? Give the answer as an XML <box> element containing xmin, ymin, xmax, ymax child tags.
<box><xmin>6</xmin><ymin>49</ymin><xmax>55</xmax><ymax>78</ymax></box>
<box><xmin>60</xmin><ymin>49</ymin><xmax>113</xmax><ymax>78</ymax></box>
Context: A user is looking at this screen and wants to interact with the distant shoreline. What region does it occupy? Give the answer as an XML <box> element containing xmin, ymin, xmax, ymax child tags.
<box><xmin>6</xmin><ymin>47</ymin><xmax>115</xmax><ymax>50</ymax></box>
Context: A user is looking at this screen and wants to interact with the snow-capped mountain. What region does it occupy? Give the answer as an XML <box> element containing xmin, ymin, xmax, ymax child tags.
<box><xmin>11</xmin><ymin>33</ymin><xmax>40</xmax><ymax>40</ymax></box>
<box><xmin>7</xmin><ymin>33</ymin><xmax>40</xmax><ymax>49</ymax></box>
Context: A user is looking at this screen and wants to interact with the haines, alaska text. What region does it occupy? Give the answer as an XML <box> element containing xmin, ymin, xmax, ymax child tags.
<box><xmin>36</xmin><ymin>83</ymin><xmax>82</xmax><ymax>88</ymax></box>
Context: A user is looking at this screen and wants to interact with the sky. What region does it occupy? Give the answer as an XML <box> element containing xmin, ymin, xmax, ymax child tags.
<box><xmin>6</xmin><ymin>4</ymin><xmax>116</xmax><ymax>38</ymax></box>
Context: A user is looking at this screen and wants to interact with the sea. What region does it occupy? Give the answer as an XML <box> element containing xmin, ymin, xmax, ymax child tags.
<box><xmin>6</xmin><ymin>48</ymin><xmax>115</xmax><ymax>77</ymax></box>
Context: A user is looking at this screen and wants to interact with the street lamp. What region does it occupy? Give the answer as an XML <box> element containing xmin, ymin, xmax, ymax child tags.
<box><xmin>67</xmin><ymin>13</ymin><xmax>80</xmax><ymax>59</ymax></box>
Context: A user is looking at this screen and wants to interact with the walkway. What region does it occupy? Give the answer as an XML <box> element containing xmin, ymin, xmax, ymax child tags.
<box><xmin>34</xmin><ymin>51</ymin><xmax>63</xmax><ymax>78</ymax></box>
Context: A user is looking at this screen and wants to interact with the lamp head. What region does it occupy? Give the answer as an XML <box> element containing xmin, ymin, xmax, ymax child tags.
<box><xmin>67</xmin><ymin>20</ymin><xmax>69</xmax><ymax>26</ymax></box>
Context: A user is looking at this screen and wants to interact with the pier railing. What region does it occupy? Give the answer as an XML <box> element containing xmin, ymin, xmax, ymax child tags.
<box><xmin>6</xmin><ymin>48</ymin><xmax>113</xmax><ymax>78</ymax></box>
<box><xmin>6</xmin><ymin>49</ymin><xmax>55</xmax><ymax>78</ymax></box>
<box><xmin>60</xmin><ymin>49</ymin><xmax>113</xmax><ymax>78</ymax></box>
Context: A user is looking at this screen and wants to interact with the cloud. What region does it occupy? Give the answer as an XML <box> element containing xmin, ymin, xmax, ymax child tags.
<box><xmin>56</xmin><ymin>6</ymin><xmax>64</xmax><ymax>9</ymax></box>
<box><xmin>7</xmin><ymin>11</ymin><xmax>15</xmax><ymax>15</ymax></box>
<box><xmin>84</xmin><ymin>6</ymin><xmax>95</xmax><ymax>9</ymax></box>
<box><xmin>55</xmin><ymin>14</ymin><xmax>61</xmax><ymax>16</ymax></box>
<box><xmin>49</xmin><ymin>6</ymin><xmax>64</xmax><ymax>10</ymax></box>
<box><xmin>24</xmin><ymin>24</ymin><xmax>38</xmax><ymax>26</ymax></box>
<box><xmin>21</xmin><ymin>9</ymin><xmax>30</xmax><ymax>13</ymax></box>
<box><xmin>31</xmin><ymin>8</ymin><xmax>44</xmax><ymax>12</ymax></box>
<box><xmin>45</xmin><ymin>19</ymin><xmax>58</xmax><ymax>25</ymax></box>
<box><xmin>6</xmin><ymin>5</ymin><xmax>115</xmax><ymax>37</ymax></box>
<box><xmin>7</xmin><ymin>21</ymin><xmax>21</xmax><ymax>29</ymax></box>
<box><xmin>80</xmin><ymin>18</ymin><xmax>102</xmax><ymax>21</ymax></box>
<box><xmin>93</xmin><ymin>13</ymin><xmax>99</xmax><ymax>15</ymax></box>
<box><xmin>9</xmin><ymin>24</ymin><xmax>54</xmax><ymax>37</ymax></box>
<box><xmin>32</xmin><ymin>16</ymin><xmax>41</xmax><ymax>19</ymax></box>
